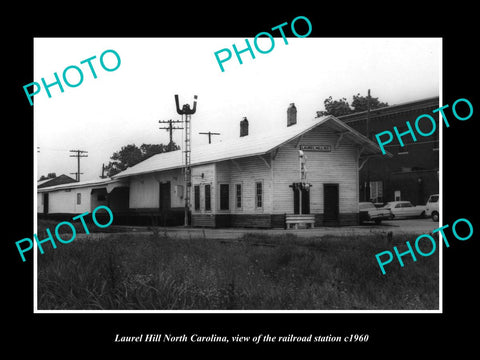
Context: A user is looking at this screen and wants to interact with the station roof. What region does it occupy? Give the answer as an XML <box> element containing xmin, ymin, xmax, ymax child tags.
<box><xmin>112</xmin><ymin>114</ymin><xmax>388</xmax><ymax>180</ymax></box>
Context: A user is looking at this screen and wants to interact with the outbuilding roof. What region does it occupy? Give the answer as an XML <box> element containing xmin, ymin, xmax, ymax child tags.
<box><xmin>112</xmin><ymin>114</ymin><xmax>388</xmax><ymax>180</ymax></box>
<box><xmin>37</xmin><ymin>178</ymin><xmax>126</xmax><ymax>193</ymax></box>
<box><xmin>37</xmin><ymin>174</ymin><xmax>77</xmax><ymax>188</ymax></box>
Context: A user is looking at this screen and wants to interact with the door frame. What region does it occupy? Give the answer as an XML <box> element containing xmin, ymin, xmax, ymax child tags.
<box><xmin>292</xmin><ymin>185</ymin><xmax>311</xmax><ymax>215</ymax></box>
<box><xmin>323</xmin><ymin>183</ymin><xmax>339</xmax><ymax>224</ymax></box>
<box><xmin>159</xmin><ymin>181</ymin><xmax>171</xmax><ymax>225</ymax></box>
<box><xmin>43</xmin><ymin>192</ymin><xmax>49</xmax><ymax>214</ymax></box>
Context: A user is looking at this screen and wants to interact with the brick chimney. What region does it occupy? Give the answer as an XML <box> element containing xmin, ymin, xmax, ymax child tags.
<box><xmin>240</xmin><ymin>117</ymin><xmax>249</xmax><ymax>137</ymax></box>
<box><xmin>287</xmin><ymin>103</ymin><xmax>297</xmax><ymax>127</ymax></box>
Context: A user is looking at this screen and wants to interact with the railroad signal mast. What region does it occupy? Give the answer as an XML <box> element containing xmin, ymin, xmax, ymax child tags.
<box><xmin>175</xmin><ymin>94</ymin><xmax>198</xmax><ymax>226</ymax></box>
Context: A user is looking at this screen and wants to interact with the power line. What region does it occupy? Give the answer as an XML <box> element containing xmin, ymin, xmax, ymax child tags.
<box><xmin>70</xmin><ymin>171</ymin><xmax>84</xmax><ymax>180</ymax></box>
<box><xmin>159</xmin><ymin>119</ymin><xmax>183</xmax><ymax>151</ymax></box>
<box><xmin>69</xmin><ymin>149</ymin><xmax>88</xmax><ymax>182</ymax></box>
<box><xmin>365</xmin><ymin>89</ymin><xmax>371</xmax><ymax>202</ymax></box>
<box><xmin>37</xmin><ymin>146</ymin><xmax>71</xmax><ymax>152</ymax></box>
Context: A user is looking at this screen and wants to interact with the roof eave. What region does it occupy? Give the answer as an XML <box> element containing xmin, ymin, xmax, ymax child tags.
<box><xmin>37</xmin><ymin>178</ymin><xmax>122</xmax><ymax>192</ymax></box>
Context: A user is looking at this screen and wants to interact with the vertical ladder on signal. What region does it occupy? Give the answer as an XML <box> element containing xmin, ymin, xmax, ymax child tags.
<box><xmin>184</xmin><ymin>113</ymin><xmax>192</xmax><ymax>226</ymax></box>
<box><xmin>174</xmin><ymin>94</ymin><xmax>197</xmax><ymax>227</ymax></box>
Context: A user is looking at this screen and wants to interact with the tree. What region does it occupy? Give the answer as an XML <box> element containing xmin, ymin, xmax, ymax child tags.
<box><xmin>316</xmin><ymin>92</ymin><xmax>388</xmax><ymax>117</ymax></box>
<box><xmin>105</xmin><ymin>142</ymin><xmax>179</xmax><ymax>177</ymax></box>
<box><xmin>351</xmin><ymin>93</ymin><xmax>388</xmax><ymax>113</ymax></box>
<box><xmin>316</xmin><ymin>96</ymin><xmax>352</xmax><ymax>117</ymax></box>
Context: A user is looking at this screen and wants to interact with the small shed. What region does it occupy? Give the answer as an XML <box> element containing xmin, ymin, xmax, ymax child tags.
<box><xmin>37</xmin><ymin>178</ymin><xmax>129</xmax><ymax>220</ymax></box>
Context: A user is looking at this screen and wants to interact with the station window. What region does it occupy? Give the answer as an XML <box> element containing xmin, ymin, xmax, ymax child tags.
<box><xmin>235</xmin><ymin>184</ymin><xmax>242</xmax><ymax>209</ymax></box>
<box><xmin>205</xmin><ymin>184</ymin><xmax>211</xmax><ymax>211</ymax></box>
<box><xmin>77</xmin><ymin>193</ymin><xmax>81</xmax><ymax>205</ymax></box>
<box><xmin>394</xmin><ymin>190</ymin><xmax>401</xmax><ymax>201</ymax></box>
<box><xmin>255</xmin><ymin>181</ymin><xmax>263</xmax><ymax>209</ymax></box>
<box><xmin>194</xmin><ymin>185</ymin><xmax>200</xmax><ymax>211</ymax></box>
<box><xmin>369</xmin><ymin>180</ymin><xmax>383</xmax><ymax>204</ymax></box>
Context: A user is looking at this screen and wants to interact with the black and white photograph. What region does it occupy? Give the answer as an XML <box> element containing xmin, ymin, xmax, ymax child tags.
<box><xmin>32</xmin><ymin>37</ymin><xmax>441</xmax><ymax>312</ymax></box>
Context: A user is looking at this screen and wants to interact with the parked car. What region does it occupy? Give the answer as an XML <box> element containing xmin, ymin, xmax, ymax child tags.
<box><xmin>359</xmin><ymin>202</ymin><xmax>392</xmax><ymax>224</ymax></box>
<box><xmin>382</xmin><ymin>201</ymin><xmax>426</xmax><ymax>219</ymax></box>
<box><xmin>425</xmin><ymin>194</ymin><xmax>439</xmax><ymax>221</ymax></box>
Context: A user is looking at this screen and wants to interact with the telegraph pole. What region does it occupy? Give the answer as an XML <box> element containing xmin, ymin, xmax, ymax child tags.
<box><xmin>365</xmin><ymin>89</ymin><xmax>371</xmax><ymax>202</ymax></box>
<box><xmin>366</xmin><ymin>89</ymin><xmax>371</xmax><ymax>139</ymax></box>
<box><xmin>199</xmin><ymin>131</ymin><xmax>221</xmax><ymax>144</ymax></box>
<box><xmin>100</xmin><ymin>163</ymin><xmax>107</xmax><ymax>179</ymax></box>
<box><xmin>159</xmin><ymin>119</ymin><xmax>183</xmax><ymax>151</ymax></box>
<box><xmin>69</xmin><ymin>149</ymin><xmax>88</xmax><ymax>181</ymax></box>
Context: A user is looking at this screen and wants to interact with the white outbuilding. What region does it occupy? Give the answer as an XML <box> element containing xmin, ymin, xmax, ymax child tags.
<box><xmin>37</xmin><ymin>178</ymin><xmax>129</xmax><ymax>220</ymax></box>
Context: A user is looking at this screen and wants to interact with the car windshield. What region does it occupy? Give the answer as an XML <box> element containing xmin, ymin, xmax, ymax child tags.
<box><xmin>429</xmin><ymin>195</ymin><xmax>439</xmax><ymax>203</ymax></box>
<box><xmin>383</xmin><ymin>203</ymin><xmax>393</xmax><ymax>209</ymax></box>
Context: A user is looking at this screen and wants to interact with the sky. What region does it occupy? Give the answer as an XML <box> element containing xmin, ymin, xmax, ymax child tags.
<box><xmin>34</xmin><ymin>37</ymin><xmax>441</xmax><ymax>181</ymax></box>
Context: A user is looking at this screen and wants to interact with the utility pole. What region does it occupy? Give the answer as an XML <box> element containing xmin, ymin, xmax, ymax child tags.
<box><xmin>366</xmin><ymin>89</ymin><xmax>371</xmax><ymax>139</ymax></box>
<box><xmin>70</xmin><ymin>171</ymin><xmax>82</xmax><ymax>181</ymax></box>
<box><xmin>159</xmin><ymin>119</ymin><xmax>183</xmax><ymax>151</ymax></box>
<box><xmin>100</xmin><ymin>163</ymin><xmax>107</xmax><ymax>179</ymax></box>
<box><xmin>175</xmin><ymin>94</ymin><xmax>198</xmax><ymax>227</ymax></box>
<box><xmin>199</xmin><ymin>131</ymin><xmax>221</xmax><ymax>144</ymax></box>
<box><xmin>365</xmin><ymin>89</ymin><xmax>371</xmax><ymax>202</ymax></box>
<box><xmin>69</xmin><ymin>149</ymin><xmax>88</xmax><ymax>182</ymax></box>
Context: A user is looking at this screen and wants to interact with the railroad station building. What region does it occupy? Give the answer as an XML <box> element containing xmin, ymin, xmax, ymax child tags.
<box><xmin>109</xmin><ymin>104</ymin><xmax>385</xmax><ymax>227</ymax></box>
<box><xmin>37</xmin><ymin>103</ymin><xmax>389</xmax><ymax>228</ymax></box>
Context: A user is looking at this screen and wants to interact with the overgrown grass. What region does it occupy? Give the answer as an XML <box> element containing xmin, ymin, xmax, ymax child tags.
<box><xmin>37</xmin><ymin>229</ymin><xmax>439</xmax><ymax>310</ymax></box>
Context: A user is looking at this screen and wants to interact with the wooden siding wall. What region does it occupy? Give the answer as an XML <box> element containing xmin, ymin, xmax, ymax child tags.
<box><xmin>47</xmin><ymin>187</ymin><xmax>92</xmax><ymax>214</ymax></box>
<box><xmin>37</xmin><ymin>193</ymin><xmax>44</xmax><ymax>213</ymax></box>
<box><xmin>272</xmin><ymin>126</ymin><xmax>359</xmax><ymax>215</ymax></box>
<box><xmin>215</xmin><ymin>157</ymin><xmax>272</xmax><ymax>214</ymax></box>
<box><xmin>191</xmin><ymin>163</ymin><xmax>216</xmax><ymax>214</ymax></box>
<box><xmin>129</xmin><ymin>169</ymin><xmax>184</xmax><ymax>209</ymax></box>
<box><xmin>38</xmin><ymin>186</ymin><xmax>128</xmax><ymax>215</ymax></box>
<box><xmin>129</xmin><ymin>175</ymin><xmax>158</xmax><ymax>208</ymax></box>
<box><xmin>191</xmin><ymin>213</ymin><xmax>216</xmax><ymax>227</ymax></box>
